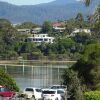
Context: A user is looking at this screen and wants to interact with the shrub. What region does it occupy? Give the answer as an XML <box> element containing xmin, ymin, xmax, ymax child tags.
<box><xmin>84</xmin><ymin>91</ymin><xmax>100</xmax><ymax>100</ymax></box>
<box><xmin>0</xmin><ymin>68</ymin><xmax>19</xmax><ymax>91</ymax></box>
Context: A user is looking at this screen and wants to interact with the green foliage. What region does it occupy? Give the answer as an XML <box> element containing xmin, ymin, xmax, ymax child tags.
<box><xmin>63</xmin><ymin>69</ymin><xmax>84</xmax><ymax>100</ymax></box>
<box><xmin>65</xmin><ymin>18</ymin><xmax>90</xmax><ymax>35</ymax></box>
<box><xmin>75</xmin><ymin>13</ymin><xmax>84</xmax><ymax>22</ymax></box>
<box><xmin>0</xmin><ymin>19</ymin><xmax>11</xmax><ymax>27</ymax></box>
<box><xmin>15</xmin><ymin>22</ymin><xmax>39</xmax><ymax>29</ymax></box>
<box><xmin>0</xmin><ymin>68</ymin><xmax>19</xmax><ymax>91</ymax></box>
<box><xmin>84</xmin><ymin>0</ymin><xmax>91</xmax><ymax>7</ymax></box>
<box><xmin>0</xmin><ymin>19</ymin><xmax>26</xmax><ymax>59</ymax></box>
<box><xmin>84</xmin><ymin>91</ymin><xmax>100</xmax><ymax>100</ymax></box>
<box><xmin>92</xmin><ymin>4</ymin><xmax>100</xmax><ymax>37</ymax></box>
<box><xmin>72</xmin><ymin>43</ymin><xmax>100</xmax><ymax>90</ymax></box>
<box><xmin>0</xmin><ymin>16</ymin><xmax>99</xmax><ymax>61</ymax></box>
<box><xmin>73</xmin><ymin>32</ymin><xmax>91</xmax><ymax>44</ymax></box>
<box><xmin>83</xmin><ymin>43</ymin><xmax>100</xmax><ymax>64</ymax></box>
<box><xmin>42</xmin><ymin>21</ymin><xmax>52</xmax><ymax>33</ymax></box>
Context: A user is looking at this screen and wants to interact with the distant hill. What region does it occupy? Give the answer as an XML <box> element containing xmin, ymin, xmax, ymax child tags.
<box><xmin>0</xmin><ymin>0</ymin><xmax>99</xmax><ymax>24</ymax></box>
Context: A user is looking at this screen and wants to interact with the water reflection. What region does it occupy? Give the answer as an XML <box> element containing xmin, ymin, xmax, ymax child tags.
<box><xmin>0</xmin><ymin>64</ymin><xmax>68</xmax><ymax>90</ymax></box>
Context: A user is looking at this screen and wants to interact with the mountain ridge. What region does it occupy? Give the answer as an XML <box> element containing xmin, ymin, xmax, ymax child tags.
<box><xmin>0</xmin><ymin>0</ymin><xmax>99</xmax><ymax>24</ymax></box>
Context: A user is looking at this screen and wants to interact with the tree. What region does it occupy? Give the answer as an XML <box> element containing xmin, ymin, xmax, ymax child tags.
<box><xmin>72</xmin><ymin>43</ymin><xmax>100</xmax><ymax>90</ymax></box>
<box><xmin>75</xmin><ymin>13</ymin><xmax>84</xmax><ymax>22</ymax></box>
<box><xmin>84</xmin><ymin>0</ymin><xmax>91</xmax><ymax>6</ymax></box>
<box><xmin>15</xmin><ymin>22</ymin><xmax>39</xmax><ymax>29</ymax></box>
<box><xmin>42</xmin><ymin>21</ymin><xmax>52</xmax><ymax>33</ymax></box>
<box><xmin>92</xmin><ymin>4</ymin><xmax>100</xmax><ymax>36</ymax></box>
<box><xmin>73</xmin><ymin>32</ymin><xmax>91</xmax><ymax>44</ymax></box>
<box><xmin>0</xmin><ymin>68</ymin><xmax>19</xmax><ymax>91</ymax></box>
<box><xmin>63</xmin><ymin>69</ymin><xmax>84</xmax><ymax>100</ymax></box>
<box><xmin>0</xmin><ymin>19</ymin><xmax>21</xmax><ymax>59</ymax></box>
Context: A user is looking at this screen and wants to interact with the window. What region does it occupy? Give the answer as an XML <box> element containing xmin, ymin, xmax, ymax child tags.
<box><xmin>27</xmin><ymin>38</ymin><xmax>32</xmax><ymax>42</ymax></box>
<box><xmin>0</xmin><ymin>87</ymin><xmax>5</xmax><ymax>92</ymax></box>
<box><xmin>57</xmin><ymin>90</ymin><xmax>64</xmax><ymax>94</ymax></box>
<box><xmin>0</xmin><ymin>87</ymin><xmax>9</xmax><ymax>92</ymax></box>
<box><xmin>39</xmin><ymin>39</ymin><xmax>43</xmax><ymax>41</ymax></box>
<box><xmin>33</xmin><ymin>39</ymin><xmax>35</xmax><ymax>41</ymax></box>
<box><xmin>35</xmin><ymin>89</ymin><xmax>42</xmax><ymax>92</ymax></box>
<box><xmin>51</xmin><ymin>85</ymin><xmax>66</xmax><ymax>89</ymax></box>
<box><xmin>44</xmin><ymin>39</ymin><xmax>48</xmax><ymax>41</ymax></box>
<box><xmin>42</xmin><ymin>91</ymin><xmax>56</xmax><ymax>94</ymax></box>
<box><xmin>25</xmin><ymin>88</ymin><xmax>34</xmax><ymax>92</ymax></box>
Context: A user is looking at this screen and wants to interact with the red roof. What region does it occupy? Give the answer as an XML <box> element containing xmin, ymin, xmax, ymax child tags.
<box><xmin>52</xmin><ymin>22</ymin><xmax>65</xmax><ymax>27</ymax></box>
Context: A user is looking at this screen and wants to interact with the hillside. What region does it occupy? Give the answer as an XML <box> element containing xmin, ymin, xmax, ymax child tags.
<box><xmin>0</xmin><ymin>0</ymin><xmax>99</xmax><ymax>24</ymax></box>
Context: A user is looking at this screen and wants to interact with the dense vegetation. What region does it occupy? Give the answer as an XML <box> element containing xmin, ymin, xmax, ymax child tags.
<box><xmin>84</xmin><ymin>91</ymin><xmax>100</xmax><ymax>100</ymax></box>
<box><xmin>0</xmin><ymin>68</ymin><xmax>19</xmax><ymax>91</ymax></box>
<box><xmin>62</xmin><ymin>3</ymin><xmax>100</xmax><ymax>100</ymax></box>
<box><xmin>0</xmin><ymin>3</ymin><xmax>100</xmax><ymax>60</ymax></box>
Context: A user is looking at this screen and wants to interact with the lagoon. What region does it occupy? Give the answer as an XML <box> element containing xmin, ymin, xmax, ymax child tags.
<box><xmin>0</xmin><ymin>61</ymin><xmax>74</xmax><ymax>90</ymax></box>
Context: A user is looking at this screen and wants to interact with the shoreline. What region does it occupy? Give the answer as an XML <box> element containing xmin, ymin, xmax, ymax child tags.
<box><xmin>0</xmin><ymin>60</ymin><xmax>76</xmax><ymax>66</ymax></box>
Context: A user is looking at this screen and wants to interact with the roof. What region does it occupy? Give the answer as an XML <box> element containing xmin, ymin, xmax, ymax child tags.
<box><xmin>24</xmin><ymin>87</ymin><xmax>41</xmax><ymax>89</ymax></box>
<box><xmin>52</xmin><ymin>22</ymin><xmax>65</xmax><ymax>27</ymax></box>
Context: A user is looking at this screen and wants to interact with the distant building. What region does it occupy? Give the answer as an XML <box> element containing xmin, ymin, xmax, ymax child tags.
<box><xmin>52</xmin><ymin>22</ymin><xmax>66</xmax><ymax>32</ymax></box>
<box><xmin>17</xmin><ymin>29</ymin><xmax>31</xmax><ymax>34</ymax></box>
<box><xmin>53</xmin><ymin>27</ymin><xmax>66</xmax><ymax>32</ymax></box>
<box><xmin>12</xmin><ymin>23</ymin><xmax>21</xmax><ymax>27</ymax></box>
<box><xmin>52</xmin><ymin>22</ymin><xmax>65</xmax><ymax>27</ymax></box>
<box><xmin>70</xmin><ymin>28</ymin><xmax>91</xmax><ymax>36</ymax></box>
<box><xmin>31</xmin><ymin>27</ymin><xmax>42</xmax><ymax>33</ymax></box>
<box><xmin>27</xmin><ymin>33</ymin><xmax>54</xmax><ymax>43</ymax></box>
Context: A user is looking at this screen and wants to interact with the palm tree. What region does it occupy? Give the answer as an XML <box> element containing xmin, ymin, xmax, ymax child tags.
<box><xmin>93</xmin><ymin>4</ymin><xmax>100</xmax><ymax>23</ymax></box>
<box><xmin>84</xmin><ymin>0</ymin><xmax>91</xmax><ymax>6</ymax></box>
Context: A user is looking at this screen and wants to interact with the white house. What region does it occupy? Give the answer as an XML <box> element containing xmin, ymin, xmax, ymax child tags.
<box><xmin>53</xmin><ymin>27</ymin><xmax>66</xmax><ymax>32</ymax></box>
<box><xmin>70</xmin><ymin>28</ymin><xmax>91</xmax><ymax>36</ymax></box>
<box><xmin>31</xmin><ymin>27</ymin><xmax>42</xmax><ymax>33</ymax></box>
<box><xmin>27</xmin><ymin>34</ymin><xmax>54</xmax><ymax>43</ymax></box>
<box><xmin>17</xmin><ymin>29</ymin><xmax>31</xmax><ymax>34</ymax></box>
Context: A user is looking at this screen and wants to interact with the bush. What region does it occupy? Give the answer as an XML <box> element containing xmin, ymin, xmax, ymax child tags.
<box><xmin>84</xmin><ymin>91</ymin><xmax>100</xmax><ymax>100</ymax></box>
<box><xmin>0</xmin><ymin>68</ymin><xmax>19</xmax><ymax>91</ymax></box>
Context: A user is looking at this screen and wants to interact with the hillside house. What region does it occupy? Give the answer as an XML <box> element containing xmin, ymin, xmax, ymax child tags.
<box><xmin>52</xmin><ymin>22</ymin><xmax>66</xmax><ymax>32</ymax></box>
<box><xmin>27</xmin><ymin>33</ymin><xmax>54</xmax><ymax>43</ymax></box>
<box><xmin>70</xmin><ymin>28</ymin><xmax>91</xmax><ymax>36</ymax></box>
<box><xmin>31</xmin><ymin>27</ymin><xmax>42</xmax><ymax>33</ymax></box>
<box><xmin>17</xmin><ymin>29</ymin><xmax>31</xmax><ymax>34</ymax></box>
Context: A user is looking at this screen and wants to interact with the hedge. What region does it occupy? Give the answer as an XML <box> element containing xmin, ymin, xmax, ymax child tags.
<box><xmin>84</xmin><ymin>91</ymin><xmax>100</xmax><ymax>100</ymax></box>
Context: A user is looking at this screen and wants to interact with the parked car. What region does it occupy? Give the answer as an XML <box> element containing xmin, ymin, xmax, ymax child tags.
<box><xmin>42</xmin><ymin>89</ymin><xmax>65</xmax><ymax>100</ymax></box>
<box><xmin>0</xmin><ymin>85</ymin><xmax>15</xmax><ymax>98</ymax></box>
<box><xmin>22</xmin><ymin>87</ymin><xmax>43</xmax><ymax>100</ymax></box>
<box><xmin>50</xmin><ymin>85</ymin><xmax>67</xmax><ymax>91</ymax></box>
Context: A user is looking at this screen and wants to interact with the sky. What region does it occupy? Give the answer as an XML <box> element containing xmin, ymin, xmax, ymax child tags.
<box><xmin>0</xmin><ymin>0</ymin><xmax>55</xmax><ymax>5</ymax></box>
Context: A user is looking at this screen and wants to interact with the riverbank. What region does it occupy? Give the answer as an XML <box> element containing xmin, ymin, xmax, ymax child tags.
<box><xmin>0</xmin><ymin>60</ymin><xmax>76</xmax><ymax>65</ymax></box>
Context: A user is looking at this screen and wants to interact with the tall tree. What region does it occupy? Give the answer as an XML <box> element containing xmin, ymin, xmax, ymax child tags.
<box><xmin>72</xmin><ymin>43</ymin><xmax>100</xmax><ymax>90</ymax></box>
<box><xmin>75</xmin><ymin>13</ymin><xmax>84</xmax><ymax>28</ymax></box>
<box><xmin>84</xmin><ymin>0</ymin><xmax>91</xmax><ymax>6</ymax></box>
<box><xmin>92</xmin><ymin>4</ymin><xmax>100</xmax><ymax>36</ymax></box>
<box><xmin>42</xmin><ymin>21</ymin><xmax>52</xmax><ymax>33</ymax></box>
<box><xmin>75</xmin><ymin>13</ymin><xmax>84</xmax><ymax>22</ymax></box>
<box><xmin>63</xmin><ymin>69</ymin><xmax>84</xmax><ymax>100</ymax></box>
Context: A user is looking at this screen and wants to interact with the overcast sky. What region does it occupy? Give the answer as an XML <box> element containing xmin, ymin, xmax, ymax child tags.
<box><xmin>0</xmin><ymin>0</ymin><xmax>55</xmax><ymax>5</ymax></box>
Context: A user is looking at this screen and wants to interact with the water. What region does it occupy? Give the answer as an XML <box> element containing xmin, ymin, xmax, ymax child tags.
<box><xmin>0</xmin><ymin>64</ymin><xmax>70</xmax><ymax>90</ymax></box>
